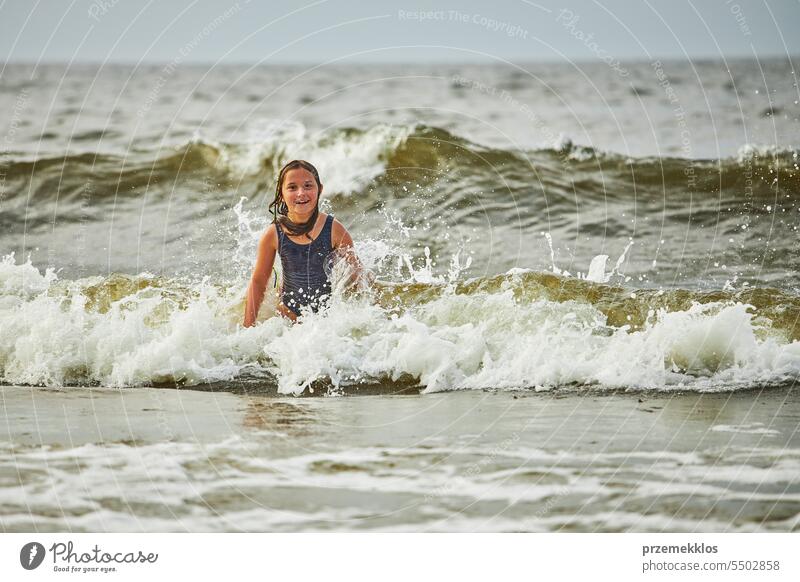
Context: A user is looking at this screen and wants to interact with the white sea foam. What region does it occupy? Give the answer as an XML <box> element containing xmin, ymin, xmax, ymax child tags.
<box><xmin>1</xmin><ymin>207</ymin><xmax>798</xmax><ymax>393</ymax></box>
<box><xmin>267</xmin><ymin>292</ymin><xmax>800</xmax><ymax>394</ymax></box>
<box><xmin>193</xmin><ymin>120</ymin><xmax>412</xmax><ymax>195</ymax></box>
<box><xmin>1</xmin><ymin>250</ymin><xmax>799</xmax><ymax>394</ymax></box>
<box><xmin>0</xmin><ymin>253</ymin><xmax>57</xmax><ymax>296</ymax></box>
<box><xmin>735</xmin><ymin>143</ymin><xmax>798</xmax><ymax>162</ymax></box>
<box><xmin>711</xmin><ymin>423</ymin><xmax>781</xmax><ymax>436</ymax></box>
<box><xmin>2</xmin><ymin>439</ymin><xmax>795</xmax><ymax>532</ymax></box>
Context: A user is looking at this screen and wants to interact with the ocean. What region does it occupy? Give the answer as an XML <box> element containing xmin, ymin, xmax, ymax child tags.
<box><xmin>1</xmin><ymin>59</ymin><xmax>799</xmax><ymax>531</ymax></box>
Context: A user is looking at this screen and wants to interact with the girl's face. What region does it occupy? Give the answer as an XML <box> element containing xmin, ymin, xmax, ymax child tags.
<box><xmin>281</xmin><ymin>168</ymin><xmax>320</xmax><ymax>220</ymax></box>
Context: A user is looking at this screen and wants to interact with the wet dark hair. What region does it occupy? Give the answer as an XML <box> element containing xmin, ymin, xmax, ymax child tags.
<box><xmin>268</xmin><ymin>160</ymin><xmax>323</xmax><ymax>239</ymax></box>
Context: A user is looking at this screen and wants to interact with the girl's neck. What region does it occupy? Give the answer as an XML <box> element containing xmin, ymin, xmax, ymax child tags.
<box><xmin>287</xmin><ymin>209</ymin><xmax>321</xmax><ymax>224</ymax></box>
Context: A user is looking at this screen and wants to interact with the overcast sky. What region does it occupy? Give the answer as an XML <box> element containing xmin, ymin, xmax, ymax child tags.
<box><xmin>1</xmin><ymin>0</ymin><xmax>798</xmax><ymax>65</ymax></box>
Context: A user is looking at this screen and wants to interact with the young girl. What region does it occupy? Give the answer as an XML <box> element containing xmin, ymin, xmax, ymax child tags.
<box><xmin>243</xmin><ymin>159</ymin><xmax>364</xmax><ymax>325</ymax></box>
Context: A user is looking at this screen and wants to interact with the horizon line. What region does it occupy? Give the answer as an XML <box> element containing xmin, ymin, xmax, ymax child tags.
<box><xmin>2</xmin><ymin>54</ymin><xmax>798</xmax><ymax>68</ymax></box>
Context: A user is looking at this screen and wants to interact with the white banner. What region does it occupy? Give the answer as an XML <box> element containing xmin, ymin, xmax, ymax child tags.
<box><xmin>1</xmin><ymin>533</ymin><xmax>797</xmax><ymax>581</ymax></box>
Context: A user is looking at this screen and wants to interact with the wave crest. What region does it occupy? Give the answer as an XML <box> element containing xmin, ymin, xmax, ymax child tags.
<box><xmin>3</xmin><ymin>124</ymin><xmax>797</xmax><ymax>204</ymax></box>
<box><xmin>1</xmin><ymin>254</ymin><xmax>798</xmax><ymax>393</ymax></box>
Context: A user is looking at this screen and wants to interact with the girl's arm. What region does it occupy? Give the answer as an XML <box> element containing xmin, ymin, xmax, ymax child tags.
<box><xmin>243</xmin><ymin>225</ymin><xmax>278</xmax><ymax>327</ymax></box>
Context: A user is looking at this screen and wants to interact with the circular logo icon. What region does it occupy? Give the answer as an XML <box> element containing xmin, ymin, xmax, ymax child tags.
<box><xmin>20</xmin><ymin>542</ymin><xmax>46</xmax><ymax>570</ymax></box>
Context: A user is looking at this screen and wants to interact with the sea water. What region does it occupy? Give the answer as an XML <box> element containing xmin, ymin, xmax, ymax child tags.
<box><xmin>1</xmin><ymin>60</ymin><xmax>799</xmax><ymax>531</ymax></box>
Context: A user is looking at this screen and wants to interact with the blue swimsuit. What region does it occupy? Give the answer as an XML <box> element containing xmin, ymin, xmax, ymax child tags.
<box><xmin>276</xmin><ymin>214</ymin><xmax>334</xmax><ymax>316</ymax></box>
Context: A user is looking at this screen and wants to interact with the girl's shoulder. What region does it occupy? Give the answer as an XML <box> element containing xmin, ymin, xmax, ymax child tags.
<box><xmin>320</xmin><ymin>212</ymin><xmax>342</xmax><ymax>233</ymax></box>
<box><xmin>260</xmin><ymin>224</ymin><xmax>279</xmax><ymax>249</ymax></box>
<box><xmin>329</xmin><ymin>216</ymin><xmax>354</xmax><ymax>248</ymax></box>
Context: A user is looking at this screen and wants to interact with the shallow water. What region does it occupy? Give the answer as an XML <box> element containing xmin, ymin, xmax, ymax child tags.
<box><xmin>1</xmin><ymin>385</ymin><xmax>798</xmax><ymax>532</ymax></box>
